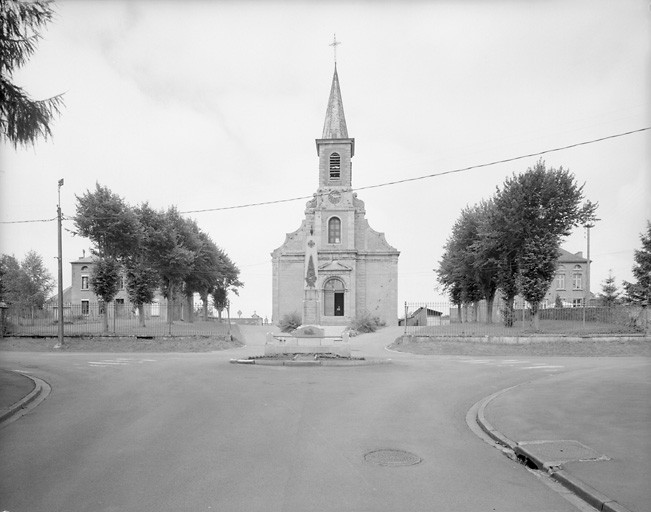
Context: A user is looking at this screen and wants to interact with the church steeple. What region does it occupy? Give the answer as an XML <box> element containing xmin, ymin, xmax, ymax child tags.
<box><xmin>322</xmin><ymin>65</ymin><xmax>348</xmax><ymax>139</ymax></box>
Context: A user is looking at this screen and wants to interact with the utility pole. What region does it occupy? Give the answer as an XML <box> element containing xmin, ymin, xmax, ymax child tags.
<box><xmin>55</xmin><ymin>178</ymin><xmax>64</xmax><ymax>348</ymax></box>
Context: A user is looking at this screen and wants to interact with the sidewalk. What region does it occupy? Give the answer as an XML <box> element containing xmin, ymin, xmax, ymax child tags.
<box><xmin>482</xmin><ymin>362</ymin><xmax>651</xmax><ymax>512</ymax></box>
<box><xmin>0</xmin><ymin>368</ymin><xmax>35</xmax><ymax>412</ymax></box>
<box><xmin>0</xmin><ymin>368</ymin><xmax>40</xmax><ymax>424</ymax></box>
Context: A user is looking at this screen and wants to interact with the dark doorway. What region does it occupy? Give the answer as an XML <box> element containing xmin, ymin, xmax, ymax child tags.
<box><xmin>334</xmin><ymin>292</ymin><xmax>344</xmax><ymax>316</ymax></box>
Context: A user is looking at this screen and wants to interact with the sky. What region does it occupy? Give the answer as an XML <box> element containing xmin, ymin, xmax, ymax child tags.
<box><xmin>1</xmin><ymin>0</ymin><xmax>649</xmax><ymax>320</ymax></box>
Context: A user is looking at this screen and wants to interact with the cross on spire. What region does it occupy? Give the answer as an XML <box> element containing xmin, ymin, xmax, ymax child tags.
<box><xmin>329</xmin><ymin>34</ymin><xmax>341</xmax><ymax>64</ymax></box>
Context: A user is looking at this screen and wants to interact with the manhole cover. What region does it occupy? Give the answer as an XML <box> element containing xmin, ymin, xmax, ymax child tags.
<box><xmin>364</xmin><ymin>449</ymin><xmax>422</xmax><ymax>466</ymax></box>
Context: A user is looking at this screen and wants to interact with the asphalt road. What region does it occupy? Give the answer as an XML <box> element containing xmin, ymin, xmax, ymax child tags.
<box><xmin>0</xmin><ymin>327</ymin><xmax>645</xmax><ymax>512</ymax></box>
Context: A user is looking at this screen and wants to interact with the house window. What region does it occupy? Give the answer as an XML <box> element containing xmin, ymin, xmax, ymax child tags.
<box><xmin>556</xmin><ymin>272</ymin><xmax>565</xmax><ymax>290</ymax></box>
<box><xmin>81</xmin><ymin>275</ymin><xmax>89</xmax><ymax>290</ymax></box>
<box><xmin>117</xmin><ymin>276</ymin><xmax>124</xmax><ymax>290</ymax></box>
<box><xmin>81</xmin><ymin>300</ymin><xmax>89</xmax><ymax>315</ymax></box>
<box><xmin>572</xmin><ymin>298</ymin><xmax>583</xmax><ymax>308</ymax></box>
<box><xmin>329</xmin><ymin>152</ymin><xmax>341</xmax><ymax>179</ymax></box>
<box><xmin>328</xmin><ymin>217</ymin><xmax>341</xmax><ymax>244</ymax></box>
<box><xmin>572</xmin><ymin>265</ymin><xmax>582</xmax><ymax>290</ymax></box>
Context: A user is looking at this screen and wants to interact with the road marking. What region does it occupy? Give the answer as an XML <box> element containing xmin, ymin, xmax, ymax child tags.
<box><xmin>87</xmin><ymin>358</ymin><xmax>156</xmax><ymax>367</ymax></box>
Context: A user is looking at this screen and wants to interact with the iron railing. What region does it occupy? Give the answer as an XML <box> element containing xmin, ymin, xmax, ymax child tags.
<box><xmin>401</xmin><ymin>301</ymin><xmax>648</xmax><ymax>336</ymax></box>
<box><xmin>3</xmin><ymin>302</ymin><xmax>239</xmax><ymax>337</ymax></box>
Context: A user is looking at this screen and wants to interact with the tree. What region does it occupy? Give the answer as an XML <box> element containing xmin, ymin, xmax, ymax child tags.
<box><xmin>90</xmin><ymin>257</ymin><xmax>120</xmax><ymax>333</ymax></box>
<box><xmin>437</xmin><ymin>201</ymin><xmax>499</xmax><ymax>323</ymax></box>
<box><xmin>74</xmin><ymin>184</ymin><xmax>142</xmax><ymax>327</ymax></box>
<box><xmin>75</xmin><ymin>183</ymin><xmax>141</xmax><ymax>260</ymax></box>
<box><xmin>623</xmin><ymin>221</ymin><xmax>651</xmax><ymax>305</ymax></box>
<box><xmin>142</xmin><ymin>207</ymin><xmax>198</xmax><ymax>328</ymax></box>
<box><xmin>1</xmin><ymin>0</ymin><xmax>64</xmax><ymax>147</ymax></box>
<box><xmin>0</xmin><ymin>251</ymin><xmax>53</xmax><ymax>310</ymax></box>
<box><xmin>489</xmin><ymin>160</ymin><xmax>597</xmax><ymax>328</ymax></box>
<box><xmin>19</xmin><ymin>250</ymin><xmax>53</xmax><ymax>309</ymax></box>
<box><xmin>0</xmin><ymin>254</ymin><xmax>23</xmax><ymax>305</ymax></box>
<box><xmin>211</xmin><ymin>249</ymin><xmax>242</xmax><ymax>322</ymax></box>
<box><xmin>598</xmin><ymin>269</ymin><xmax>620</xmax><ymax>307</ymax></box>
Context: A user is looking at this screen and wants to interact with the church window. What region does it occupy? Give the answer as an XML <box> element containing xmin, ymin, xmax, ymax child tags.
<box><xmin>328</xmin><ymin>217</ymin><xmax>341</xmax><ymax>244</ymax></box>
<box><xmin>329</xmin><ymin>153</ymin><xmax>341</xmax><ymax>179</ymax></box>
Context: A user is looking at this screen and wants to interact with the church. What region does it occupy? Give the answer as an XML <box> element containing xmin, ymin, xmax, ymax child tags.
<box><xmin>271</xmin><ymin>65</ymin><xmax>400</xmax><ymax>327</ymax></box>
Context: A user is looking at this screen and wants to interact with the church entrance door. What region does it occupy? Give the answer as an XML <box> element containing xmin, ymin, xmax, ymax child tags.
<box><xmin>334</xmin><ymin>292</ymin><xmax>344</xmax><ymax>316</ymax></box>
<box><xmin>324</xmin><ymin>278</ymin><xmax>345</xmax><ymax>317</ymax></box>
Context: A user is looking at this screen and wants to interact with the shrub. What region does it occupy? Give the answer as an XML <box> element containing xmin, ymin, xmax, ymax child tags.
<box><xmin>279</xmin><ymin>311</ymin><xmax>301</xmax><ymax>333</ymax></box>
<box><xmin>349</xmin><ymin>312</ymin><xmax>385</xmax><ymax>334</ymax></box>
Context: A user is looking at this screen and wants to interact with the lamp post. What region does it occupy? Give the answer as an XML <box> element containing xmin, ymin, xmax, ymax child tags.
<box><xmin>582</xmin><ymin>219</ymin><xmax>600</xmax><ymax>327</ymax></box>
<box><xmin>55</xmin><ymin>178</ymin><xmax>64</xmax><ymax>348</ymax></box>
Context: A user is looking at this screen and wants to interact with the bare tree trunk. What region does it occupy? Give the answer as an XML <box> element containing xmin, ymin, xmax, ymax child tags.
<box><xmin>167</xmin><ymin>284</ymin><xmax>174</xmax><ymax>327</ymax></box>
<box><xmin>138</xmin><ymin>303</ymin><xmax>146</xmax><ymax>327</ymax></box>
<box><xmin>531</xmin><ymin>302</ymin><xmax>540</xmax><ymax>331</ymax></box>
<box><xmin>457</xmin><ymin>303</ymin><xmax>462</xmax><ymax>323</ymax></box>
<box><xmin>201</xmin><ymin>293</ymin><xmax>209</xmax><ymax>321</ymax></box>
<box><xmin>186</xmin><ymin>294</ymin><xmax>194</xmax><ymax>323</ymax></box>
<box><xmin>102</xmin><ymin>303</ymin><xmax>109</xmax><ymax>333</ymax></box>
<box><xmin>486</xmin><ymin>297</ymin><xmax>494</xmax><ymax>324</ymax></box>
<box><xmin>503</xmin><ymin>296</ymin><xmax>515</xmax><ymax>327</ymax></box>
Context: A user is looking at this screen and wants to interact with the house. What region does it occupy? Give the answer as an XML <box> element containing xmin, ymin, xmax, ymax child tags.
<box><xmin>542</xmin><ymin>248</ymin><xmax>593</xmax><ymax>308</ymax></box>
<box><xmin>49</xmin><ymin>253</ymin><xmax>166</xmax><ymax>319</ymax></box>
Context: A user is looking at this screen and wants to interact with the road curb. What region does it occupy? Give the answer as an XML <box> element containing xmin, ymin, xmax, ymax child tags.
<box><xmin>0</xmin><ymin>371</ymin><xmax>51</xmax><ymax>427</ymax></box>
<box><xmin>474</xmin><ymin>385</ymin><xmax>634</xmax><ymax>512</ymax></box>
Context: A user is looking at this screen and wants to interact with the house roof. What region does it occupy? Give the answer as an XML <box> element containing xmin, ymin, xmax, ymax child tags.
<box><xmin>321</xmin><ymin>65</ymin><xmax>349</xmax><ymax>139</ymax></box>
<box><xmin>557</xmin><ymin>247</ymin><xmax>587</xmax><ymax>263</ymax></box>
<box><xmin>71</xmin><ymin>255</ymin><xmax>95</xmax><ymax>265</ymax></box>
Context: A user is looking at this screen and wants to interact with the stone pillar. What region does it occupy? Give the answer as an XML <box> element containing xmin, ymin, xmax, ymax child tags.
<box><xmin>302</xmin><ymin>235</ymin><xmax>320</xmax><ymax>325</ymax></box>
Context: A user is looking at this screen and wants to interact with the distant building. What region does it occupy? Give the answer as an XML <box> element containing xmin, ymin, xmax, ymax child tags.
<box><xmin>399</xmin><ymin>307</ymin><xmax>443</xmax><ymax>327</ymax></box>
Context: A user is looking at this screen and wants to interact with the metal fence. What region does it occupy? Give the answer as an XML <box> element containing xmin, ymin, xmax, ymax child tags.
<box><xmin>401</xmin><ymin>301</ymin><xmax>649</xmax><ymax>337</ymax></box>
<box><xmin>3</xmin><ymin>302</ymin><xmax>241</xmax><ymax>337</ymax></box>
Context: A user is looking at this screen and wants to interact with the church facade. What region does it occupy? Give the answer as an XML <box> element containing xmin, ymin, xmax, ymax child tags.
<box><xmin>271</xmin><ymin>66</ymin><xmax>399</xmax><ymax>326</ymax></box>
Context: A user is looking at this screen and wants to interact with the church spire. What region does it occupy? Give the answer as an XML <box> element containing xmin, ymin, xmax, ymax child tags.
<box><xmin>321</xmin><ymin>65</ymin><xmax>349</xmax><ymax>139</ymax></box>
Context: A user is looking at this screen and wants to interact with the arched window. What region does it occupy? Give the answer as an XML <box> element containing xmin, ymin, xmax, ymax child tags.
<box><xmin>328</xmin><ymin>217</ymin><xmax>341</xmax><ymax>244</ymax></box>
<box><xmin>81</xmin><ymin>266</ymin><xmax>89</xmax><ymax>290</ymax></box>
<box><xmin>329</xmin><ymin>152</ymin><xmax>341</xmax><ymax>179</ymax></box>
<box><xmin>572</xmin><ymin>265</ymin><xmax>583</xmax><ymax>290</ymax></box>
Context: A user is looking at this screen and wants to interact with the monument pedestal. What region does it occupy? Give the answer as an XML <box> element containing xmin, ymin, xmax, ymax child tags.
<box><xmin>302</xmin><ymin>288</ymin><xmax>320</xmax><ymax>326</ymax></box>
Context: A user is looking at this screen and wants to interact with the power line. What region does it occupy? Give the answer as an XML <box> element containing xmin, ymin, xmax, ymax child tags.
<box><xmin>1</xmin><ymin>126</ymin><xmax>648</xmax><ymax>224</ymax></box>
<box><xmin>180</xmin><ymin>126</ymin><xmax>651</xmax><ymax>214</ymax></box>
<box><xmin>0</xmin><ymin>216</ymin><xmax>57</xmax><ymax>225</ymax></box>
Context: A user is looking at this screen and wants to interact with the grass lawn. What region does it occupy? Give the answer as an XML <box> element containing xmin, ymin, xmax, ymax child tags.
<box><xmin>409</xmin><ymin>319</ymin><xmax>644</xmax><ymax>337</ymax></box>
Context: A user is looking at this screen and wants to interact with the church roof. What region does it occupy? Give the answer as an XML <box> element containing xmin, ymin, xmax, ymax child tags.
<box><xmin>321</xmin><ymin>65</ymin><xmax>349</xmax><ymax>139</ymax></box>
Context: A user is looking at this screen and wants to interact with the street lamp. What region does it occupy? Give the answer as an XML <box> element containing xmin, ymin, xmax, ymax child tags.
<box><xmin>55</xmin><ymin>178</ymin><xmax>64</xmax><ymax>348</ymax></box>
